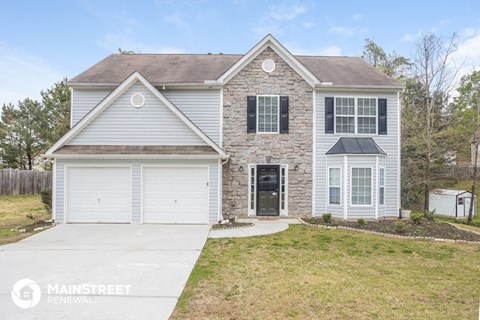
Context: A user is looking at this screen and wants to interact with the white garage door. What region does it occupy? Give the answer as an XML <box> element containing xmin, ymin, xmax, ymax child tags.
<box><xmin>67</xmin><ymin>167</ymin><xmax>131</xmax><ymax>223</ymax></box>
<box><xmin>143</xmin><ymin>166</ymin><xmax>209</xmax><ymax>224</ymax></box>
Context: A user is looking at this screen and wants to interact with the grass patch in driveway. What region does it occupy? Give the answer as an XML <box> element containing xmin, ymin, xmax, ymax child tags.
<box><xmin>172</xmin><ymin>225</ymin><xmax>480</xmax><ymax>320</ymax></box>
<box><xmin>0</xmin><ymin>195</ymin><xmax>52</xmax><ymax>245</ymax></box>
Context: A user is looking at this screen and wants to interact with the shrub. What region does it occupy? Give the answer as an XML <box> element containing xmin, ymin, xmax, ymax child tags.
<box><xmin>410</xmin><ymin>212</ymin><xmax>424</xmax><ymax>225</ymax></box>
<box><xmin>394</xmin><ymin>221</ymin><xmax>408</xmax><ymax>233</ymax></box>
<box><xmin>41</xmin><ymin>187</ymin><xmax>52</xmax><ymax>213</ymax></box>
<box><xmin>322</xmin><ymin>213</ymin><xmax>332</xmax><ymax>224</ymax></box>
<box><xmin>26</xmin><ymin>213</ymin><xmax>34</xmax><ymax>220</ymax></box>
<box><xmin>357</xmin><ymin>218</ymin><xmax>366</xmax><ymax>227</ymax></box>
<box><xmin>424</xmin><ymin>209</ymin><xmax>435</xmax><ymax>221</ymax></box>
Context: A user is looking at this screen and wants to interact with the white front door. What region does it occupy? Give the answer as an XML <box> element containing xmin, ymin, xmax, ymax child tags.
<box><xmin>66</xmin><ymin>167</ymin><xmax>131</xmax><ymax>223</ymax></box>
<box><xmin>142</xmin><ymin>166</ymin><xmax>209</xmax><ymax>224</ymax></box>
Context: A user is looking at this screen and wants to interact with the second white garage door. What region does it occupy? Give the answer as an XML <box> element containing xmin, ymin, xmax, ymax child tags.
<box><xmin>142</xmin><ymin>166</ymin><xmax>209</xmax><ymax>224</ymax></box>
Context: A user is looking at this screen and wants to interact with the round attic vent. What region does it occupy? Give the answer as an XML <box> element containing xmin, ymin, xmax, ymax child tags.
<box><xmin>130</xmin><ymin>93</ymin><xmax>145</xmax><ymax>108</ymax></box>
<box><xmin>262</xmin><ymin>59</ymin><xmax>276</xmax><ymax>73</ymax></box>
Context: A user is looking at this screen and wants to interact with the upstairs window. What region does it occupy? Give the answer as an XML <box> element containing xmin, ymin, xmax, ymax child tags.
<box><xmin>357</xmin><ymin>98</ymin><xmax>377</xmax><ymax>134</ymax></box>
<box><xmin>334</xmin><ymin>97</ymin><xmax>378</xmax><ymax>134</ymax></box>
<box><xmin>257</xmin><ymin>96</ymin><xmax>279</xmax><ymax>133</ymax></box>
<box><xmin>335</xmin><ymin>97</ymin><xmax>355</xmax><ymax>133</ymax></box>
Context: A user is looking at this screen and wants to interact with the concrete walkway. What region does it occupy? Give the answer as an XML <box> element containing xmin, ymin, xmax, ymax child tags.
<box><xmin>209</xmin><ymin>219</ymin><xmax>300</xmax><ymax>238</ymax></box>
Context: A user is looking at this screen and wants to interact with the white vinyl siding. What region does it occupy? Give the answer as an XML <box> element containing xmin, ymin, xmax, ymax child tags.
<box><xmin>163</xmin><ymin>90</ymin><xmax>221</xmax><ymax>144</ymax></box>
<box><xmin>71</xmin><ymin>89</ymin><xmax>111</xmax><ymax>126</ymax></box>
<box><xmin>257</xmin><ymin>95</ymin><xmax>279</xmax><ymax>133</ymax></box>
<box><xmin>70</xmin><ymin>88</ymin><xmax>221</xmax><ymax>143</ymax></box>
<box><xmin>70</xmin><ymin>82</ymin><xmax>206</xmax><ymax>146</ymax></box>
<box><xmin>54</xmin><ymin>159</ymin><xmax>220</xmax><ymax>224</ymax></box>
<box><xmin>315</xmin><ymin>91</ymin><xmax>399</xmax><ymax>219</ymax></box>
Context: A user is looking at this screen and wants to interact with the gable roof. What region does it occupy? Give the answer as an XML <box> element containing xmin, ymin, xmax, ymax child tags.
<box><xmin>46</xmin><ymin>72</ymin><xmax>227</xmax><ymax>158</ymax></box>
<box><xmin>69</xmin><ymin>35</ymin><xmax>401</xmax><ymax>89</ymax></box>
<box><xmin>216</xmin><ymin>34</ymin><xmax>320</xmax><ymax>87</ymax></box>
<box><xmin>326</xmin><ymin>138</ymin><xmax>386</xmax><ymax>156</ymax></box>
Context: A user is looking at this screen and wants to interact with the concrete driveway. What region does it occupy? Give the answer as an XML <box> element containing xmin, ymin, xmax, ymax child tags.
<box><xmin>0</xmin><ymin>224</ymin><xmax>210</xmax><ymax>320</ymax></box>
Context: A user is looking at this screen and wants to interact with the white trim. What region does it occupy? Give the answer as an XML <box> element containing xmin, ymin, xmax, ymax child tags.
<box><xmin>46</xmin><ymin>154</ymin><xmax>226</xmax><ymax>160</ymax></box>
<box><xmin>219</xmin><ymin>87</ymin><xmax>224</xmax><ymax>147</ymax></box>
<box><xmin>69</xmin><ymin>87</ymin><xmax>74</xmax><ymax>128</ymax></box>
<box><xmin>130</xmin><ymin>92</ymin><xmax>146</xmax><ymax>108</ymax></box>
<box><xmin>350</xmin><ymin>166</ymin><xmax>374</xmax><ymax>207</ymax></box>
<box><xmin>315</xmin><ymin>85</ymin><xmax>403</xmax><ymax>91</ymax></box>
<box><xmin>140</xmin><ymin>164</ymin><xmax>210</xmax><ymax>224</ymax></box>
<box><xmin>218</xmin><ymin>159</ymin><xmax>222</xmax><ymax>222</ymax></box>
<box><xmin>46</xmin><ymin>71</ymin><xmax>227</xmax><ymax>158</ymax></box>
<box><xmin>327</xmin><ymin>166</ymin><xmax>342</xmax><ymax>206</ymax></box>
<box><xmin>64</xmin><ymin>165</ymin><xmax>132</xmax><ymax>224</ymax></box>
<box><xmin>247</xmin><ymin>164</ymin><xmax>256</xmax><ymax>217</ymax></box>
<box><xmin>217</xmin><ymin>34</ymin><xmax>319</xmax><ymax>87</ymax></box>
<box><xmin>312</xmin><ymin>90</ymin><xmax>316</xmax><ymax>217</ymax></box>
<box><xmin>280</xmin><ymin>164</ymin><xmax>288</xmax><ymax>217</ymax></box>
<box><xmin>256</xmin><ymin>95</ymin><xmax>280</xmax><ymax>134</ymax></box>
<box><xmin>397</xmin><ymin>91</ymin><xmax>401</xmax><ymax>216</ymax></box>
<box><xmin>375</xmin><ymin>156</ymin><xmax>379</xmax><ymax>219</ymax></box>
<box><xmin>52</xmin><ymin>160</ymin><xmax>57</xmax><ymax>222</ymax></box>
<box><xmin>343</xmin><ymin>156</ymin><xmax>348</xmax><ymax>219</ymax></box>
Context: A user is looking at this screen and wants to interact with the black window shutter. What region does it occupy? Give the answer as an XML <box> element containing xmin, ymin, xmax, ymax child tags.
<box><xmin>325</xmin><ymin>97</ymin><xmax>334</xmax><ymax>134</ymax></box>
<box><xmin>280</xmin><ymin>96</ymin><xmax>289</xmax><ymax>134</ymax></box>
<box><xmin>378</xmin><ymin>98</ymin><xmax>387</xmax><ymax>135</ymax></box>
<box><xmin>247</xmin><ymin>96</ymin><xmax>256</xmax><ymax>133</ymax></box>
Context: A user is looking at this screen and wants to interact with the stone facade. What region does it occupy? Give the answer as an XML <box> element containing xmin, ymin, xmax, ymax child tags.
<box><xmin>222</xmin><ymin>47</ymin><xmax>313</xmax><ymax>218</ymax></box>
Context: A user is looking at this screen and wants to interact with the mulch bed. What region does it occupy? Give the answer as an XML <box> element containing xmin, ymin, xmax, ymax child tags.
<box><xmin>211</xmin><ymin>222</ymin><xmax>254</xmax><ymax>230</ymax></box>
<box><xmin>304</xmin><ymin>218</ymin><xmax>480</xmax><ymax>242</ymax></box>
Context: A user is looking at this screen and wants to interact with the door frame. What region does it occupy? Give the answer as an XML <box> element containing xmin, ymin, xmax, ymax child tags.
<box><xmin>256</xmin><ymin>164</ymin><xmax>280</xmax><ymax>216</ymax></box>
<box><xmin>140</xmin><ymin>165</ymin><xmax>210</xmax><ymax>224</ymax></box>
<box><xmin>247</xmin><ymin>164</ymin><xmax>288</xmax><ymax>217</ymax></box>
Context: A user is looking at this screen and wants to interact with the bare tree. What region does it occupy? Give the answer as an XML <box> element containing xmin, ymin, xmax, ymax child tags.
<box><xmin>454</xmin><ymin>70</ymin><xmax>480</xmax><ymax>222</ymax></box>
<box><xmin>411</xmin><ymin>33</ymin><xmax>459</xmax><ymax>211</ymax></box>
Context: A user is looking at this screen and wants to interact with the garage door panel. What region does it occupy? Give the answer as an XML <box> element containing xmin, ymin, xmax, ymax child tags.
<box><xmin>143</xmin><ymin>167</ymin><xmax>209</xmax><ymax>224</ymax></box>
<box><xmin>67</xmin><ymin>167</ymin><xmax>131</xmax><ymax>223</ymax></box>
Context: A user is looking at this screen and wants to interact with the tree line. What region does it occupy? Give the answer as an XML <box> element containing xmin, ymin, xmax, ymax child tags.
<box><xmin>0</xmin><ymin>79</ymin><xmax>70</xmax><ymax>170</ymax></box>
<box><xmin>362</xmin><ymin>33</ymin><xmax>479</xmax><ymax>223</ymax></box>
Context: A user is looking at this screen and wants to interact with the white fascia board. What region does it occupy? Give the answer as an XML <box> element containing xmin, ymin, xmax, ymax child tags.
<box><xmin>43</xmin><ymin>153</ymin><xmax>227</xmax><ymax>160</ymax></box>
<box><xmin>69</xmin><ymin>82</ymin><xmax>223</xmax><ymax>90</ymax></box>
<box><xmin>315</xmin><ymin>85</ymin><xmax>403</xmax><ymax>92</ymax></box>
<box><xmin>48</xmin><ymin>71</ymin><xmax>227</xmax><ymax>158</ymax></box>
<box><xmin>217</xmin><ymin>34</ymin><xmax>319</xmax><ymax>87</ymax></box>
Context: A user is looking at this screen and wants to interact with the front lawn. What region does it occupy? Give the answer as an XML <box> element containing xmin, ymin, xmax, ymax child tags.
<box><xmin>0</xmin><ymin>195</ymin><xmax>52</xmax><ymax>245</ymax></box>
<box><xmin>172</xmin><ymin>225</ymin><xmax>480</xmax><ymax>320</ymax></box>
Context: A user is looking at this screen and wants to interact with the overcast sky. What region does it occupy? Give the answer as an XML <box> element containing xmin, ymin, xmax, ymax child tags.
<box><xmin>1</xmin><ymin>0</ymin><xmax>480</xmax><ymax>106</ymax></box>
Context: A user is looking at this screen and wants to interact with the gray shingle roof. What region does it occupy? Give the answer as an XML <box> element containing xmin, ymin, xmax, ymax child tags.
<box><xmin>69</xmin><ymin>53</ymin><xmax>400</xmax><ymax>87</ymax></box>
<box><xmin>326</xmin><ymin>138</ymin><xmax>387</xmax><ymax>155</ymax></box>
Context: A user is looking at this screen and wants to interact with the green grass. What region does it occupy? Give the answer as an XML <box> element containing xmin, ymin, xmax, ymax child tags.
<box><xmin>0</xmin><ymin>195</ymin><xmax>51</xmax><ymax>245</ymax></box>
<box><xmin>172</xmin><ymin>225</ymin><xmax>480</xmax><ymax>320</ymax></box>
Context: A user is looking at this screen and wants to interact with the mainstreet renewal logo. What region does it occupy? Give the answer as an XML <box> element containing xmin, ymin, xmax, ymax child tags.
<box><xmin>11</xmin><ymin>279</ymin><xmax>41</xmax><ymax>309</ymax></box>
<box><xmin>11</xmin><ymin>279</ymin><xmax>132</xmax><ymax>308</ymax></box>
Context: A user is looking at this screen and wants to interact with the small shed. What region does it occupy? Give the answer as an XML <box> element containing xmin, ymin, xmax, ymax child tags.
<box><xmin>429</xmin><ymin>189</ymin><xmax>477</xmax><ymax>218</ymax></box>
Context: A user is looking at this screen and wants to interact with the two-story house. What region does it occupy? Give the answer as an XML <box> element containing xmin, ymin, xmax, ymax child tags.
<box><xmin>46</xmin><ymin>35</ymin><xmax>402</xmax><ymax>224</ymax></box>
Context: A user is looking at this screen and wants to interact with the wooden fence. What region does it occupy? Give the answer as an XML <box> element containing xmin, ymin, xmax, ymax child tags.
<box><xmin>0</xmin><ymin>169</ymin><xmax>52</xmax><ymax>196</ymax></box>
